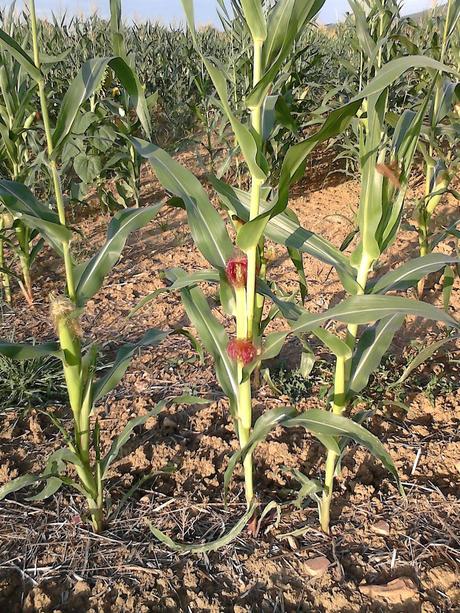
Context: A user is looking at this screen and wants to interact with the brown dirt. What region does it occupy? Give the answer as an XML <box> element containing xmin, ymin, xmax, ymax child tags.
<box><xmin>0</xmin><ymin>147</ymin><xmax>459</xmax><ymax>612</ymax></box>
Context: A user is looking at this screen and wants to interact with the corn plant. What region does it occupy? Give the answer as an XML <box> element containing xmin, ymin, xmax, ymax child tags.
<box><xmin>0</xmin><ymin>3</ymin><xmax>43</xmax><ymax>304</ymax></box>
<box><xmin>0</xmin><ymin>0</ymin><xmax>170</xmax><ymax>532</ymax></box>
<box><xmin>413</xmin><ymin>0</ymin><xmax>460</xmax><ymax>297</ymax></box>
<box><xmin>131</xmin><ymin>0</ymin><xmax>459</xmax><ymax>540</ymax></box>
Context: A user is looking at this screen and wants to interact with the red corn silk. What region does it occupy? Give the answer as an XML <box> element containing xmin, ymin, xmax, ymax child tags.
<box><xmin>226</xmin><ymin>256</ymin><xmax>248</xmax><ymax>288</ymax></box>
<box><xmin>227</xmin><ymin>339</ymin><xmax>257</xmax><ymax>365</ymax></box>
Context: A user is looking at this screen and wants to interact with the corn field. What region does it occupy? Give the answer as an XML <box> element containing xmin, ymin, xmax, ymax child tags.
<box><xmin>0</xmin><ymin>0</ymin><xmax>459</xmax><ymax>610</ymax></box>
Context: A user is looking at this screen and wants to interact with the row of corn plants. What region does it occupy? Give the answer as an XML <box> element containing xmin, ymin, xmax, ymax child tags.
<box><xmin>132</xmin><ymin>0</ymin><xmax>460</xmax><ymax>542</ymax></box>
<box><xmin>0</xmin><ymin>0</ymin><xmax>202</xmax><ymax>532</ymax></box>
<box><xmin>0</xmin><ymin>0</ymin><xmax>458</xmax><ymax>544</ymax></box>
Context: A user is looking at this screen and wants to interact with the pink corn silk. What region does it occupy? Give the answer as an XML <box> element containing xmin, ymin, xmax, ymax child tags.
<box><xmin>227</xmin><ymin>339</ymin><xmax>256</xmax><ymax>365</ymax></box>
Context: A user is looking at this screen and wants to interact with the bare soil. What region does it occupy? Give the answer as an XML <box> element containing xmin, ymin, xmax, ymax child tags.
<box><xmin>0</xmin><ymin>148</ymin><xmax>459</xmax><ymax>612</ymax></box>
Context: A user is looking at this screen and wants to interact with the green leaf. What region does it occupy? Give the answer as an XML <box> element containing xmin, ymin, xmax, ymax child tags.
<box><xmin>74</xmin><ymin>152</ymin><xmax>102</xmax><ymax>184</ymax></box>
<box><xmin>0</xmin><ymin>342</ymin><xmax>62</xmax><ymax>361</ymax></box>
<box><xmin>372</xmin><ymin>254</ymin><xmax>460</xmax><ymax>294</ymax></box>
<box><xmin>132</xmin><ymin>138</ymin><xmax>233</xmax><ymax>270</ymax></box>
<box><xmin>179</xmin><ymin>3</ymin><xmax>266</xmax><ymax>180</ymax></box>
<box><xmin>176</xmin><ymin>271</ymin><xmax>238</xmax><ymax>412</ymax></box>
<box><xmin>101</xmin><ymin>401</ymin><xmax>166</xmax><ymax>479</ymax></box>
<box><xmin>224</xmin><ymin>407</ymin><xmax>298</xmax><ymax>497</ymax></box>
<box><xmin>393</xmin><ymin>334</ymin><xmax>460</xmax><ymax>386</ymax></box>
<box><xmin>443</xmin><ymin>265</ymin><xmax>455</xmax><ymax>312</ymax></box>
<box><xmin>94</xmin><ymin>329</ymin><xmax>170</xmax><ymax>402</ymax></box>
<box><xmin>284</xmin><ymin>410</ymin><xmax>401</xmax><ymax>490</ymax></box>
<box><xmin>236</xmin><ymin>100</ymin><xmax>362</xmax><ymax>252</ymax></box>
<box><xmin>262</xmin><ymin>294</ymin><xmax>458</xmax><ymax>361</ymax></box>
<box><xmin>210</xmin><ymin>177</ymin><xmax>357</xmax><ymax>293</ymax></box>
<box><xmin>248</xmin><ymin>0</ymin><xmax>325</xmax><ymax>109</ymax></box>
<box><xmin>52</xmin><ymin>56</ymin><xmax>151</xmax><ymax>153</ymax></box>
<box><xmin>238</xmin><ymin>55</ymin><xmax>459</xmax><ymax>254</ymax></box>
<box><xmin>149</xmin><ymin>502</ymin><xmax>256</xmax><ymax>553</ymax></box>
<box><xmin>76</xmin><ymin>205</ymin><xmax>161</xmax><ymax>306</ymax></box>
<box><xmin>349</xmin><ymin>315</ymin><xmax>405</xmax><ymax>395</ymax></box>
<box><xmin>348</xmin><ymin>0</ymin><xmax>376</xmax><ymax>60</ymax></box>
<box><xmin>130</xmin><ymin>269</ymin><xmax>220</xmax><ymax>316</ymax></box>
<box><xmin>26</xmin><ymin>477</ymin><xmax>63</xmax><ymax>501</ymax></box>
<box><xmin>283</xmin><ymin>467</ymin><xmax>322</xmax><ymax>509</ymax></box>
<box><xmin>240</xmin><ymin>0</ymin><xmax>267</xmax><ymax>42</ymax></box>
<box><xmin>0</xmin><ymin>473</ymin><xmax>44</xmax><ymax>500</ymax></box>
<box><xmin>0</xmin><ymin>28</ymin><xmax>42</xmax><ymax>82</ymax></box>
<box><xmin>0</xmin><ymin>180</ymin><xmax>72</xmax><ymax>254</ymax></box>
<box><xmin>353</xmin><ymin>56</ymin><xmax>459</xmax><ymax>102</ymax></box>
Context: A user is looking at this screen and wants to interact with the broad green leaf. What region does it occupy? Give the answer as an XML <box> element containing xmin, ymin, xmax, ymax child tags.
<box><xmin>94</xmin><ymin>329</ymin><xmax>170</xmax><ymax>402</ymax></box>
<box><xmin>130</xmin><ymin>270</ymin><xmax>219</xmax><ymax>316</ymax></box>
<box><xmin>52</xmin><ymin>56</ymin><xmax>151</xmax><ymax>153</ymax></box>
<box><xmin>0</xmin><ymin>180</ymin><xmax>72</xmax><ymax>253</ymax></box>
<box><xmin>353</xmin><ymin>56</ymin><xmax>459</xmax><ymax>102</ymax></box>
<box><xmin>351</xmin><ymin>91</ymin><xmax>387</xmax><ymax>265</ymax></box>
<box><xmin>238</xmin><ymin>55</ymin><xmax>458</xmax><ymax>253</ymax></box>
<box><xmin>283</xmin><ymin>467</ymin><xmax>322</xmax><ymax>508</ymax></box>
<box><xmin>248</xmin><ymin>0</ymin><xmax>325</xmax><ymax>109</ymax></box>
<box><xmin>224</xmin><ymin>406</ymin><xmax>298</xmax><ymax>497</ymax></box>
<box><xmin>372</xmin><ymin>254</ymin><xmax>460</xmax><ymax>294</ymax></box>
<box><xmin>348</xmin><ymin>0</ymin><xmax>376</xmax><ymax>60</ymax></box>
<box><xmin>0</xmin><ymin>473</ymin><xmax>44</xmax><ymax>500</ymax></box>
<box><xmin>176</xmin><ymin>271</ymin><xmax>238</xmax><ymax>412</ymax></box>
<box><xmin>262</xmin><ymin>294</ymin><xmax>458</xmax><ymax>361</ymax></box>
<box><xmin>101</xmin><ymin>401</ymin><xmax>166</xmax><ymax>479</ymax></box>
<box><xmin>236</xmin><ymin>100</ymin><xmax>362</xmax><ymax>251</ymax></box>
<box><xmin>393</xmin><ymin>334</ymin><xmax>460</xmax><ymax>386</ymax></box>
<box><xmin>313</xmin><ymin>328</ymin><xmax>352</xmax><ymax>360</ymax></box>
<box><xmin>0</xmin><ymin>28</ymin><xmax>42</xmax><ymax>82</ymax></box>
<box><xmin>240</xmin><ymin>0</ymin><xmax>267</xmax><ymax>42</ymax></box>
<box><xmin>132</xmin><ymin>138</ymin><xmax>233</xmax><ymax>270</ymax></box>
<box><xmin>284</xmin><ymin>410</ymin><xmax>401</xmax><ymax>489</ymax></box>
<box><xmin>443</xmin><ymin>265</ymin><xmax>455</xmax><ymax>312</ymax></box>
<box><xmin>0</xmin><ymin>342</ymin><xmax>62</xmax><ymax>361</ymax></box>
<box><xmin>179</xmin><ymin>2</ymin><xmax>266</xmax><ymax>180</ymax></box>
<box><xmin>210</xmin><ymin>177</ymin><xmax>357</xmax><ymax>293</ymax></box>
<box><xmin>349</xmin><ymin>315</ymin><xmax>405</xmax><ymax>395</ymax></box>
<box><xmin>203</xmin><ymin>58</ymin><xmax>266</xmax><ymax>181</ymax></box>
<box><xmin>76</xmin><ymin>204</ymin><xmax>162</xmax><ymax>306</ymax></box>
<box><xmin>149</xmin><ymin>502</ymin><xmax>256</xmax><ymax>553</ymax></box>
<box><xmin>26</xmin><ymin>477</ymin><xmax>63</xmax><ymax>501</ymax></box>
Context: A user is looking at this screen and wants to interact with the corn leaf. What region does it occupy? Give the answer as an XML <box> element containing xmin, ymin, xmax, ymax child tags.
<box><xmin>132</xmin><ymin>138</ymin><xmax>233</xmax><ymax>270</ymax></box>
<box><xmin>0</xmin><ymin>342</ymin><xmax>62</xmax><ymax>361</ymax></box>
<box><xmin>224</xmin><ymin>406</ymin><xmax>298</xmax><ymax>497</ymax></box>
<box><xmin>101</xmin><ymin>401</ymin><xmax>166</xmax><ymax>479</ymax></box>
<box><xmin>237</xmin><ymin>55</ymin><xmax>458</xmax><ymax>253</ymax></box>
<box><xmin>349</xmin><ymin>314</ymin><xmax>405</xmax><ymax>395</ymax></box>
<box><xmin>149</xmin><ymin>502</ymin><xmax>256</xmax><ymax>553</ymax></box>
<box><xmin>0</xmin><ymin>180</ymin><xmax>72</xmax><ymax>253</ymax></box>
<box><xmin>262</xmin><ymin>294</ymin><xmax>459</xmax><ymax>361</ymax></box>
<box><xmin>371</xmin><ymin>254</ymin><xmax>460</xmax><ymax>294</ymax></box>
<box><xmin>0</xmin><ymin>28</ymin><xmax>42</xmax><ymax>82</ymax></box>
<box><xmin>52</xmin><ymin>56</ymin><xmax>151</xmax><ymax>153</ymax></box>
<box><xmin>284</xmin><ymin>410</ymin><xmax>401</xmax><ymax>491</ymax></box>
<box><xmin>393</xmin><ymin>334</ymin><xmax>460</xmax><ymax>386</ymax></box>
<box><xmin>210</xmin><ymin>176</ymin><xmax>358</xmax><ymax>293</ymax></box>
<box><xmin>240</xmin><ymin>0</ymin><xmax>267</xmax><ymax>42</ymax></box>
<box><xmin>76</xmin><ymin>205</ymin><xmax>162</xmax><ymax>306</ymax></box>
<box><xmin>130</xmin><ymin>270</ymin><xmax>219</xmax><ymax>316</ymax></box>
<box><xmin>177</xmin><ymin>272</ymin><xmax>239</xmax><ymax>412</ymax></box>
<box><xmin>94</xmin><ymin>329</ymin><xmax>170</xmax><ymax>402</ymax></box>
